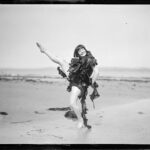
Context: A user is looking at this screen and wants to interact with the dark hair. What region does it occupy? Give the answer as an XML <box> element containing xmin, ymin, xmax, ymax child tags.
<box><xmin>73</xmin><ymin>45</ymin><xmax>98</xmax><ymax>66</ymax></box>
<box><xmin>73</xmin><ymin>44</ymin><xmax>88</xmax><ymax>57</ymax></box>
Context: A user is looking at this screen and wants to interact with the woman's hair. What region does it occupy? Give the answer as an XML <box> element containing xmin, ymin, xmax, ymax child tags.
<box><xmin>73</xmin><ymin>44</ymin><xmax>88</xmax><ymax>57</ymax></box>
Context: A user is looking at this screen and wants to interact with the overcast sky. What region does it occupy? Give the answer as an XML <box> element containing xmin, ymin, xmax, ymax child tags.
<box><xmin>0</xmin><ymin>5</ymin><xmax>150</xmax><ymax>68</ymax></box>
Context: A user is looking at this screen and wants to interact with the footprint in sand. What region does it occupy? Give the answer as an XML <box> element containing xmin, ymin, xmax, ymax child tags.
<box><xmin>138</xmin><ymin>111</ymin><xmax>144</xmax><ymax>115</ymax></box>
<box><xmin>132</xmin><ymin>83</ymin><xmax>136</xmax><ymax>87</ymax></box>
<box><xmin>11</xmin><ymin>120</ymin><xmax>32</xmax><ymax>124</ymax></box>
<box><xmin>26</xmin><ymin>128</ymin><xmax>45</xmax><ymax>136</ymax></box>
<box><xmin>98</xmin><ymin>115</ymin><xmax>103</xmax><ymax>118</ymax></box>
<box><xmin>51</xmin><ymin>134</ymin><xmax>64</xmax><ymax>140</ymax></box>
<box><xmin>34</xmin><ymin>111</ymin><xmax>46</xmax><ymax>114</ymax></box>
<box><xmin>31</xmin><ymin>129</ymin><xmax>45</xmax><ymax>133</ymax></box>
<box><xmin>26</xmin><ymin>132</ymin><xmax>31</xmax><ymax>135</ymax></box>
<box><xmin>96</xmin><ymin>111</ymin><xmax>104</xmax><ymax>118</ymax></box>
<box><xmin>94</xmin><ymin>123</ymin><xmax>101</xmax><ymax>126</ymax></box>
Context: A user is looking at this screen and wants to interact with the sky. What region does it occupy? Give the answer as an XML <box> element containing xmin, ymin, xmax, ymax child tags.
<box><xmin>0</xmin><ymin>5</ymin><xmax>150</xmax><ymax>69</ymax></box>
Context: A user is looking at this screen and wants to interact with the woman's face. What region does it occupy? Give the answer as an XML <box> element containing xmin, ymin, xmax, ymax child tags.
<box><xmin>78</xmin><ymin>48</ymin><xmax>87</xmax><ymax>57</ymax></box>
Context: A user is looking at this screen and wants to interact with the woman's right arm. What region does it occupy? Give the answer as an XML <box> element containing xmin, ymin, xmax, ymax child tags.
<box><xmin>90</xmin><ymin>65</ymin><xmax>99</xmax><ymax>84</ymax></box>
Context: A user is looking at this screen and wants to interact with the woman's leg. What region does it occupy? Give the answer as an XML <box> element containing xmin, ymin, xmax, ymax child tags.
<box><xmin>36</xmin><ymin>42</ymin><xmax>69</xmax><ymax>76</ymax></box>
<box><xmin>70</xmin><ymin>86</ymin><xmax>84</xmax><ymax>128</ymax></box>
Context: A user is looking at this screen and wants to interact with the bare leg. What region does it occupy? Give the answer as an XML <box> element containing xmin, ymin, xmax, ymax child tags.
<box><xmin>36</xmin><ymin>42</ymin><xmax>69</xmax><ymax>76</ymax></box>
<box><xmin>70</xmin><ymin>86</ymin><xmax>84</xmax><ymax>128</ymax></box>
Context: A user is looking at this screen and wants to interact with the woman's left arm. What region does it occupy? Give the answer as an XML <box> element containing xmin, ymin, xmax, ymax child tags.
<box><xmin>90</xmin><ymin>65</ymin><xmax>99</xmax><ymax>84</ymax></box>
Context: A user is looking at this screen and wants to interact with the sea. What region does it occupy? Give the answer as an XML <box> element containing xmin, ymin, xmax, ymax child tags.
<box><xmin>0</xmin><ymin>67</ymin><xmax>150</xmax><ymax>79</ymax></box>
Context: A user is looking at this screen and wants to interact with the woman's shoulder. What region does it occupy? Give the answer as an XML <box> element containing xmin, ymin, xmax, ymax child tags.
<box><xmin>86</xmin><ymin>51</ymin><xmax>98</xmax><ymax>65</ymax></box>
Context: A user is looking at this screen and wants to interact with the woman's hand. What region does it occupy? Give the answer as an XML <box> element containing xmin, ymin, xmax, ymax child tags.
<box><xmin>36</xmin><ymin>42</ymin><xmax>46</xmax><ymax>54</ymax></box>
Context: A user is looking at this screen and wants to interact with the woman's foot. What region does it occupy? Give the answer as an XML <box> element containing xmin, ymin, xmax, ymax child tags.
<box><xmin>36</xmin><ymin>42</ymin><xmax>46</xmax><ymax>53</ymax></box>
<box><xmin>77</xmin><ymin>119</ymin><xmax>85</xmax><ymax>128</ymax></box>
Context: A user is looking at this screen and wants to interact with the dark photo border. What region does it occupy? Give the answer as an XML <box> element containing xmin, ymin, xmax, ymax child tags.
<box><xmin>0</xmin><ymin>1</ymin><xmax>150</xmax><ymax>150</ymax></box>
<box><xmin>0</xmin><ymin>0</ymin><xmax>150</xmax><ymax>4</ymax></box>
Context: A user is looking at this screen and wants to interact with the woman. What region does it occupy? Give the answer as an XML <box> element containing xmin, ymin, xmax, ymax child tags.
<box><xmin>36</xmin><ymin>42</ymin><xmax>99</xmax><ymax>129</ymax></box>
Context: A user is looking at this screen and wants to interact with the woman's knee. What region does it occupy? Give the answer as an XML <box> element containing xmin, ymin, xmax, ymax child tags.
<box><xmin>70</xmin><ymin>95</ymin><xmax>78</xmax><ymax>108</ymax></box>
<box><xmin>60</xmin><ymin>61</ymin><xmax>69</xmax><ymax>76</ymax></box>
<box><xmin>70</xmin><ymin>102</ymin><xmax>78</xmax><ymax>110</ymax></box>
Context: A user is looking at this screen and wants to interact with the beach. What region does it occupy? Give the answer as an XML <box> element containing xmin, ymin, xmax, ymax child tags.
<box><xmin>0</xmin><ymin>73</ymin><xmax>150</xmax><ymax>144</ymax></box>
<box><xmin>1</xmin><ymin>4</ymin><xmax>150</xmax><ymax>146</ymax></box>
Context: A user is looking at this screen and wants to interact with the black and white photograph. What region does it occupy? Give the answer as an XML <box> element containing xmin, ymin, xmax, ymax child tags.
<box><xmin>0</xmin><ymin>4</ymin><xmax>150</xmax><ymax>146</ymax></box>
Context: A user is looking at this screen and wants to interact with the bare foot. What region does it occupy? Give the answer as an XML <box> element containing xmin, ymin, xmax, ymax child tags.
<box><xmin>36</xmin><ymin>42</ymin><xmax>45</xmax><ymax>53</ymax></box>
<box><xmin>77</xmin><ymin>120</ymin><xmax>85</xmax><ymax>129</ymax></box>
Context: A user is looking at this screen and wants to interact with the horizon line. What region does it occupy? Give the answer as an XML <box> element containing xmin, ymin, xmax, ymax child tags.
<box><xmin>0</xmin><ymin>66</ymin><xmax>150</xmax><ymax>70</ymax></box>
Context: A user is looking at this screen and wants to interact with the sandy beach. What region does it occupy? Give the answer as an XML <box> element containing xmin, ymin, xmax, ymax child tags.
<box><xmin>0</xmin><ymin>76</ymin><xmax>150</xmax><ymax>144</ymax></box>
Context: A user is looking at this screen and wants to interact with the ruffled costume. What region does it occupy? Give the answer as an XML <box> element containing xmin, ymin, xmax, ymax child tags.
<box><xmin>57</xmin><ymin>51</ymin><xmax>100</xmax><ymax>129</ymax></box>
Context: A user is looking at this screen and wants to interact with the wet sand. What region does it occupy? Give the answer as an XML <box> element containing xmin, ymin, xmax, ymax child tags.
<box><xmin>0</xmin><ymin>78</ymin><xmax>150</xmax><ymax>144</ymax></box>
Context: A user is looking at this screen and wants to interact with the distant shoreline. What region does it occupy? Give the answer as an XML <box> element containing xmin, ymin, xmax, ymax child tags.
<box><xmin>0</xmin><ymin>74</ymin><xmax>150</xmax><ymax>83</ymax></box>
<box><xmin>1</xmin><ymin>66</ymin><xmax>150</xmax><ymax>71</ymax></box>
<box><xmin>0</xmin><ymin>67</ymin><xmax>150</xmax><ymax>82</ymax></box>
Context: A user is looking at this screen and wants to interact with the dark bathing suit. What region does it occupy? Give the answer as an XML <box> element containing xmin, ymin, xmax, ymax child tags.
<box><xmin>67</xmin><ymin>51</ymin><xmax>98</xmax><ymax>97</ymax></box>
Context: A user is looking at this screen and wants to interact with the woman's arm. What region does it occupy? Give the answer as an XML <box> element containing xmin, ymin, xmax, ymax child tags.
<box><xmin>90</xmin><ymin>65</ymin><xmax>99</xmax><ymax>84</ymax></box>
